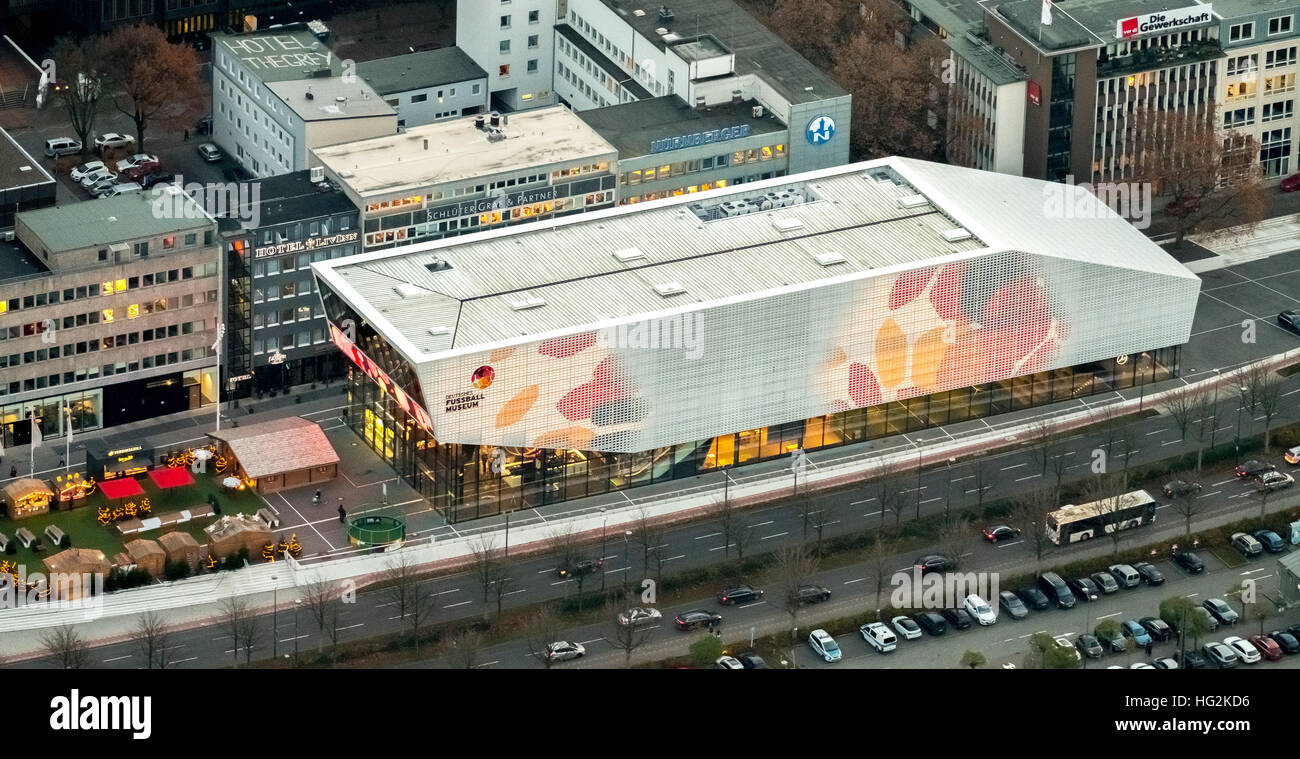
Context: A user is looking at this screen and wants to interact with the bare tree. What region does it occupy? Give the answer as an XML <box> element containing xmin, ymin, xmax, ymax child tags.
<box><xmin>1162</xmin><ymin>385</ymin><xmax>1201</xmax><ymax>441</ymax></box>
<box><xmin>235</xmin><ymin>605</ymin><xmax>262</xmax><ymax>666</ymax></box>
<box><xmin>444</xmin><ymin>627</ymin><xmax>485</xmax><ymax>670</ymax></box>
<box><xmin>791</xmin><ymin>493</ymin><xmax>820</xmax><ymax>542</ymax></box>
<box><xmin>488</xmin><ymin>557</ymin><xmax>515</xmax><ymax>621</ymax></box>
<box><xmin>607</xmin><ymin>599</ymin><xmax>655</xmax><ymax>668</ymax></box>
<box><xmin>469</xmin><ymin>534</ymin><xmax>502</xmax><ymax>618</ymax></box>
<box><xmin>132</xmin><ymin>610</ymin><xmax>173</xmax><ymax>669</ymax></box>
<box><xmin>1165</xmin><ymin>472</ymin><xmax>1206</xmax><ymax>536</ymax></box>
<box><xmin>633</xmin><ymin>508</ymin><xmax>666</xmax><ymax>582</ymax></box>
<box><xmin>218</xmin><ymin>595</ymin><xmax>251</xmax><ymax>668</ymax></box>
<box><xmin>523</xmin><ymin>607</ymin><xmax>565</xmax><ymax>669</ymax></box>
<box><xmin>937</xmin><ymin>514</ymin><xmax>974</xmax><ymax>567</ymax></box>
<box><xmin>776</xmin><ymin>544</ymin><xmax>821</xmax><ymax>638</ymax></box>
<box><xmin>40</xmin><ymin>624</ymin><xmax>90</xmax><ymax>669</ymax></box>
<box><xmin>381</xmin><ymin>550</ymin><xmax>424</xmax><ymax>625</ymax></box>
<box><xmin>547</xmin><ymin>525</ymin><xmax>594</xmax><ymax>610</ymax></box>
<box><xmin>300</xmin><ymin>575</ymin><xmax>339</xmax><ymax>663</ymax></box>
<box><xmin>969</xmin><ymin>455</ymin><xmax>1002</xmax><ymax>513</ymax></box>
<box><xmin>1254</xmin><ymin>480</ymin><xmax>1275</xmax><ymax>520</ymax></box>
<box><xmin>1010</xmin><ymin>486</ymin><xmax>1056</xmax><ymax>573</ymax></box>
<box><xmin>1247</xmin><ymin>365</ymin><xmax>1284</xmax><ymax>453</ymax></box>
<box><xmin>712</xmin><ymin>493</ymin><xmax>742</xmax><ymax>560</ymax></box>
<box><xmin>733</xmin><ymin>522</ymin><xmax>757</xmax><ymax>562</ymax></box>
<box><xmin>866</xmin><ymin>532</ymin><xmax>899</xmax><ymax>619</ymax></box>
<box><xmin>813</xmin><ymin>499</ymin><xmax>837</xmax><ymax>555</ymax></box>
<box><xmin>1088</xmin><ymin>400</ymin><xmax>1128</xmax><ymax>461</ymax></box>
<box><xmin>876</xmin><ymin>458</ymin><xmax>911</xmax><ymax>529</ymax></box>
<box><xmin>50</xmin><ymin>37</ymin><xmax>102</xmax><ymax>158</ymax></box>
<box><xmin>1191</xmin><ymin>388</ymin><xmax>1220</xmax><ymax>472</ymax></box>
<box><xmin>97</xmin><ymin>24</ymin><xmax>202</xmax><ymax>150</ymax></box>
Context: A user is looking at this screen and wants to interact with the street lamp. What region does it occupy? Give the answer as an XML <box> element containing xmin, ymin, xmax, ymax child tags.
<box><xmin>914</xmin><ymin>438</ymin><xmax>924</xmax><ymax>520</ymax></box>
<box><xmin>599</xmin><ymin>506</ymin><xmax>609</xmax><ymax>592</ymax></box>
<box><xmin>1235</xmin><ymin>385</ymin><xmax>1247</xmax><ymax>464</ymax></box>
<box><xmin>944</xmin><ymin>456</ymin><xmax>957</xmax><ymax>519</ymax></box>
<box><xmin>622</xmin><ymin>530</ymin><xmax>632</xmax><ymax>595</ymax></box>
<box><xmin>293</xmin><ymin>598</ymin><xmax>301</xmax><ymax>666</ymax></box>
<box><xmin>271</xmin><ymin>575</ymin><xmax>278</xmax><ymax>659</ymax></box>
<box><xmin>1209</xmin><ymin>370</ymin><xmax>1221</xmax><ymax>451</ymax></box>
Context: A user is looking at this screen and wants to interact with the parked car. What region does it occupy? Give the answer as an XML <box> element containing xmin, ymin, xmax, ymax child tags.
<box><xmin>1133</xmin><ymin>561</ymin><xmax>1165</xmax><ymax>585</ymax></box>
<box><xmin>1247</xmin><ymin>634</ymin><xmax>1283</xmax><ymax>661</ymax></box>
<box><xmin>1120</xmin><ymin>619</ymin><xmax>1152</xmax><ymax>647</ymax></box>
<box><xmin>1069</xmin><ymin>577</ymin><xmax>1101</xmax><ymax>601</ymax></box>
<box><xmin>1235</xmin><ymin>459</ymin><xmax>1275</xmax><ymax>478</ymax></box>
<box><xmin>115</xmin><ymin>153</ymin><xmax>158</xmax><ymax>172</ymax></box>
<box><xmin>1140</xmin><ymin>616</ymin><xmax>1174</xmax><ymax>642</ymax></box>
<box><xmin>674</xmin><ymin>610</ymin><xmax>723</xmax><ymax>631</ymax></box>
<box><xmin>1255</xmin><ymin>530</ymin><xmax>1287</xmax><ymax>553</ymax></box>
<box><xmin>70</xmin><ymin>160</ymin><xmax>107</xmax><ymax>181</ymax></box>
<box><xmin>717</xmin><ymin>585</ymin><xmax>763</xmax><ymax>605</ymax></box>
<box><xmin>1172</xmin><ymin>550</ymin><xmax>1205</xmax><ymax>574</ymax></box>
<box><xmin>79</xmin><ymin>167</ymin><xmax>117</xmax><ymax>188</ymax></box>
<box><xmin>1152</xmin><ymin>657</ymin><xmax>1180</xmax><ymax>670</ymax></box>
<box><xmin>860</xmin><ymin>622</ymin><xmax>898</xmax><ymax>653</ymax></box>
<box><xmin>1285</xmin><ymin>444</ymin><xmax>1300</xmax><ymax>465</ymax></box>
<box><xmin>1255</xmin><ymin>471</ymin><xmax>1294</xmax><ymax>492</ymax></box>
<box><xmin>1223</xmin><ymin>636</ymin><xmax>1261</xmax><ymax>664</ymax></box>
<box><xmin>982</xmin><ymin>525</ymin><xmax>1020</xmax><ymax>542</ymax></box>
<box><xmin>941</xmin><ymin>608</ymin><xmax>974</xmax><ymax>630</ymax></box>
<box><xmin>1054</xmin><ymin>636</ymin><xmax>1082</xmax><ymax>663</ymax></box>
<box><xmin>714</xmin><ymin>655</ymin><xmax>744</xmax><ymax>669</ymax></box>
<box><xmin>790</xmin><ymin>584</ymin><xmax>831</xmax><ymax>605</ymax></box>
<box><xmin>914</xmin><ymin>612</ymin><xmax>947</xmax><ymax>636</ymax></box>
<box><xmin>122</xmin><ymin>162</ymin><xmax>163</xmax><ymax>183</ymax></box>
<box><xmin>86</xmin><ymin>177</ymin><xmax>119</xmax><ymax>197</ymax></box>
<box><xmin>1096</xmin><ymin>626</ymin><xmax>1127</xmax><ymax>653</ymax></box>
<box><xmin>998</xmin><ymin>590</ymin><xmax>1029</xmax><ymax>620</ymax></box>
<box><xmin>807</xmin><ymin>629</ymin><xmax>841</xmax><ymax>662</ymax></box>
<box><xmin>1282</xmin><ymin>173</ymin><xmax>1300</xmax><ymax>192</ymax></box>
<box><xmin>1108</xmin><ymin>564</ymin><xmax>1141</xmax><ymax>588</ymax></box>
<box><xmin>892</xmin><ymin>615</ymin><xmax>922</xmax><ymax>640</ymax></box>
<box><xmin>616</xmin><ymin>607</ymin><xmax>661</xmax><ymax>627</ymax></box>
<box><xmin>1130</xmin><ymin>662</ymin><xmax>1155</xmax><ymax>669</ymax></box>
<box><xmin>94</xmin><ymin>132</ymin><xmax>135</xmax><ymax>151</ymax></box>
<box><xmin>1090</xmin><ymin>571</ymin><xmax>1120</xmax><ymax>594</ymax></box>
<box><xmin>197</xmin><ymin>142</ymin><xmax>222</xmax><ymax>162</ymax></box>
<box><xmin>556</xmin><ymin>557</ymin><xmax>603</xmax><ymax>578</ymax></box>
<box><xmin>1017</xmin><ymin>587</ymin><xmax>1051</xmax><ymax>610</ymax></box>
<box><xmin>1038</xmin><ymin>572</ymin><xmax>1077</xmax><ymax>608</ymax></box>
<box><xmin>736</xmin><ymin>653</ymin><xmax>768</xmax><ymax>669</ymax></box>
<box><xmin>1161</xmin><ymin>480</ymin><xmax>1202</xmax><ymax>498</ymax></box>
<box><xmin>45</xmin><ymin>137</ymin><xmax>83</xmax><ymax>157</ymax></box>
<box><xmin>1231</xmin><ymin>532</ymin><xmax>1264</xmax><ymax>557</ymax></box>
<box><xmin>139</xmin><ymin>172</ymin><xmax>177</xmax><ymax>190</ymax></box>
<box><xmin>1290</xmin><ymin>624</ymin><xmax>1300</xmax><ymax>640</ymax></box>
<box><xmin>1192</xmin><ymin>606</ymin><xmax>1220</xmax><ymax>633</ymax></box>
<box><xmin>963</xmin><ymin>593</ymin><xmax>997</xmax><ymax>625</ymax></box>
<box><xmin>195</xmin><ymin>115</ymin><xmax>213</xmax><ymax>135</ymax></box>
<box><xmin>914</xmin><ymin>553</ymin><xmax>956</xmax><ymax>574</ymax></box>
<box><xmin>97</xmin><ymin>182</ymin><xmax>142</xmax><ymax>198</ymax></box>
<box><xmin>1075</xmin><ymin>633</ymin><xmax>1104</xmax><ymax>659</ymax></box>
<box><xmin>543</xmin><ymin>641</ymin><xmax>585</xmax><ymax>662</ymax></box>
<box><xmin>1279</xmin><ymin>309</ymin><xmax>1300</xmax><ymax>336</ymax></box>
<box><xmin>1176</xmin><ymin>649</ymin><xmax>1209</xmax><ymax>669</ymax></box>
<box><xmin>1203</xmin><ymin>598</ymin><xmax>1239</xmax><ymax>625</ymax></box>
<box><xmin>1267</xmin><ymin>630</ymin><xmax>1300</xmax><ymax>654</ymax></box>
<box><xmin>1203</xmin><ymin>641</ymin><xmax>1239</xmax><ymax>668</ymax></box>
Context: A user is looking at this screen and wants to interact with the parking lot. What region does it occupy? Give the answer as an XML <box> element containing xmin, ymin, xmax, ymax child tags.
<box><xmin>1182</xmin><ymin>251</ymin><xmax>1300</xmax><ymax>375</ymax></box>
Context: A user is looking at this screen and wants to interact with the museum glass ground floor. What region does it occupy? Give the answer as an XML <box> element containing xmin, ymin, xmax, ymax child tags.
<box><xmin>341</xmin><ymin>346</ymin><xmax>1180</xmax><ymax>523</ymax></box>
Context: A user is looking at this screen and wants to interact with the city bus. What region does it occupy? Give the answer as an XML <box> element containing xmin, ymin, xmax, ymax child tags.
<box><xmin>1045</xmin><ymin>489</ymin><xmax>1158</xmax><ymax>545</ymax></box>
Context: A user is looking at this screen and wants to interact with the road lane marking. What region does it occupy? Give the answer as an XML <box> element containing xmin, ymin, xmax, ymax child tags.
<box><xmin>1001</xmin><ymin>463</ymin><xmax>1027</xmax><ymax>471</ymax></box>
<box><xmin>1015</xmin><ymin>474</ymin><xmax>1042</xmax><ymax>482</ymax></box>
<box><xmin>761</xmin><ymin>531</ymin><xmax>789</xmax><ymax>540</ymax></box>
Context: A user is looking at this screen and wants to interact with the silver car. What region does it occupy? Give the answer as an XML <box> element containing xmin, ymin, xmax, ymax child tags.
<box><xmin>543</xmin><ymin>641</ymin><xmax>585</xmax><ymax>662</ymax></box>
<box><xmin>616</xmin><ymin>606</ymin><xmax>661</xmax><ymax>627</ymax></box>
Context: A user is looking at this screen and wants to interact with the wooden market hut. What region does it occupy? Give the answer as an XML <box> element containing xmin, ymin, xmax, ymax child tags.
<box><xmin>2</xmin><ymin>478</ymin><xmax>55</xmax><ymax>520</ymax></box>
<box><xmin>158</xmin><ymin>531</ymin><xmax>201</xmax><ymax>570</ymax></box>
<box><xmin>204</xmin><ymin>514</ymin><xmax>272</xmax><ymax>560</ymax></box>
<box><xmin>207</xmin><ymin>417</ymin><xmax>339</xmax><ymax>493</ymax></box>
<box><xmin>124</xmin><ymin>538</ymin><xmax>166</xmax><ymax>577</ymax></box>
<box><xmin>41</xmin><ymin>548</ymin><xmax>112</xmax><ymax>600</ymax></box>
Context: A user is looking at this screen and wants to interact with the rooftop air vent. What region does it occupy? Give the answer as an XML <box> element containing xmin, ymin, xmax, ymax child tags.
<box><xmin>309</xmin><ymin>166</ymin><xmax>324</xmax><ymax>183</ymax></box>
<box><xmin>940</xmin><ymin>227</ymin><xmax>972</xmax><ymax>243</ymax></box>
<box><xmin>425</xmin><ymin>258</ymin><xmax>452</xmax><ymax>272</ymax></box>
<box><xmin>428</xmin><ymin>326</ymin><xmax>451</xmax><ymax>336</ymax></box>
<box><xmin>613</xmin><ymin>247</ymin><xmax>645</xmax><ymax>263</ymax></box>
<box><xmin>394</xmin><ymin>283</ymin><xmax>425</xmax><ymax>299</ymax></box>
<box><xmin>653</xmin><ymin>281</ymin><xmax>686</xmax><ymax>297</ymax></box>
<box><xmin>509</xmin><ymin>294</ymin><xmax>546</xmax><ymax>311</ymax></box>
<box><xmin>898</xmin><ymin>194</ymin><xmax>928</xmax><ymax>209</ymax></box>
<box><xmin>633</xmin><ymin>9</ymin><xmax>646</xmax><ymax>17</ymax></box>
<box><xmin>772</xmin><ymin>217</ymin><xmax>803</xmax><ymax>232</ymax></box>
<box><xmin>814</xmin><ymin>251</ymin><xmax>848</xmax><ymax>266</ymax></box>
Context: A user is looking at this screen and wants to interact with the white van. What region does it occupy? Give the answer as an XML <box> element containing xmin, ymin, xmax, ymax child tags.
<box><xmin>45</xmin><ymin>137</ymin><xmax>82</xmax><ymax>157</ymax></box>
<box><xmin>859</xmin><ymin>622</ymin><xmax>898</xmax><ymax>652</ymax></box>
<box><xmin>1108</xmin><ymin>563</ymin><xmax>1140</xmax><ymax>589</ymax></box>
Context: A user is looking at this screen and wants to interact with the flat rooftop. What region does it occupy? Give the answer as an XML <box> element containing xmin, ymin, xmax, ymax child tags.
<box><xmin>987</xmin><ymin>0</ymin><xmax>1221</xmax><ymax>50</ymax></box>
<box><xmin>314</xmin><ymin>157</ymin><xmax>1196</xmax><ymax>361</ymax></box>
<box><xmin>0</xmin><ymin>238</ymin><xmax>48</xmax><ymax>284</ymax></box>
<box><xmin>576</xmin><ymin>95</ymin><xmax>788</xmax><ymax>158</ymax></box>
<box><xmin>211</xmin><ymin>24</ymin><xmax>340</xmax><ymax>82</ymax></box>
<box><xmin>19</xmin><ymin>189</ymin><xmax>211</xmax><ymax>253</ymax></box>
<box><xmin>218</xmin><ymin>170</ymin><xmax>359</xmax><ymax>233</ymax></box>
<box><xmin>267</xmin><ymin>77</ymin><xmax>395</xmax><ymax>121</ymax></box>
<box><xmin>356</xmin><ymin>47</ymin><xmax>487</xmax><ymax>94</ymax></box>
<box><xmin>312</xmin><ymin>106</ymin><xmax>617</xmax><ymax>197</ymax></box>
<box><xmin>0</xmin><ymin>127</ymin><xmax>55</xmax><ymax>192</ymax></box>
<box><xmin>597</xmin><ymin>0</ymin><xmax>846</xmax><ymax>104</ymax></box>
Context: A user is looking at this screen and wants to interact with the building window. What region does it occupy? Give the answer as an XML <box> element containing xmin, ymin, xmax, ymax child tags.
<box><xmin>500</xmin><ymin>40</ymin><xmax>511</xmax><ymax>54</ymax></box>
<box><xmin>528</xmin><ymin>9</ymin><xmax>539</xmax><ymax>23</ymax></box>
<box><xmin>500</xmin><ymin>15</ymin><xmax>510</xmax><ymax>28</ymax></box>
<box><xmin>1263</xmin><ymin>100</ymin><xmax>1295</xmax><ymax>122</ymax></box>
<box><xmin>1230</xmin><ymin>22</ymin><xmax>1255</xmax><ymax>41</ymax></box>
<box><xmin>1269</xmin><ymin>16</ymin><xmax>1293</xmax><ymax>36</ymax></box>
<box><xmin>499</xmin><ymin>64</ymin><xmax>511</xmax><ymax>77</ymax></box>
<box><xmin>528</xmin><ymin>34</ymin><xmax>539</xmax><ymax>49</ymax></box>
<box><xmin>411</xmin><ymin>93</ymin><xmax>428</xmax><ymax>103</ymax></box>
<box><xmin>527</xmin><ymin>59</ymin><xmax>538</xmax><ymax>73</ymax></box>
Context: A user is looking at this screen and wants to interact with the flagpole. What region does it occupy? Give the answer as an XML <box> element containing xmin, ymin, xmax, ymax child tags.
<box><xmin>65</xmin><ymin>402</ymin><xmax>71</xmax><ymax>473</ymax></box>
<box><xmin>30</xmin><ymin>415</ymin><xmax>36</xmax><ymax>475</ymax></box>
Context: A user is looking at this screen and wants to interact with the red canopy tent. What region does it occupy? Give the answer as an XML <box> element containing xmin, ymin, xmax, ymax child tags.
<box><xmin>99</xmin><ymin>478</ymin><xmax>144</xmax><ymax>499</ymax></box>
<box><xmin>148</xmin><ymin>467</ymin><xmax>195</xmax><ymax>489</ymax></box>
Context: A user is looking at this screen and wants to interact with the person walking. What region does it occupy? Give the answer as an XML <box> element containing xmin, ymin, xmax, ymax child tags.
<box><xmin>8</xmin><ymin>465</ymin><xmax>15</xmax><ymax>478</ymax></box>
<box><xmin>183</xmin><ymin>128</ymin><xmax>189</xmax><ymax>141</ymax></box>
<box><xmin>313</xmin><ymin>488</ymin><xmax>322</xmax><ymax>504</ymax></box>
<box><xmin>1144</xmin><ymin>640</ymin><xmax>1153</xmax><ymax>657</ymax></box>
<box><xmin>337</xmin><ymin>503</ymin><xmax>346</xmax><ymax>523</ymax></box>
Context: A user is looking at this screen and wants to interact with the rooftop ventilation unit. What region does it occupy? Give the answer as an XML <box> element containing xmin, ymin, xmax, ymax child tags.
<box><xmin>424</xmin><ymin>258</ymin><xmax>452</xmax><ymax>272</ymax></box>
<box><xmin>772</xmin><ymin>217</ymin><xmax>803</xmax><ymax>232</ymax></box>
<box><xmin>940</xmin><ymin>227</ymin><xmax>972</xmax><ymax>243</ymax></box>
<box><xmin>653</xmin><ymin>281</ymin><xmax>686</xmax><ymax>297</ymax></box>
<box><xmin>309</xmin><ymin>166</ymin><xmax>324</xmax><ymax>183</ymax></box>
<box><xmin>898</xmin><ymin>194</ymin><xmax>929</xmax><ymax>209</ymax></box>
<box><xmin>613</xmin><ymin>247</ymin><xmax>645</xmax><ymax>263</ymax></box>
<box><xmin>658</xmin><ymin>5</ymin><xmax>674</xmax><ymax>23</ymax></box>
<box><xmin>633</xmin><ymin>9</ymin><xmax>646</xmax><ymax>16</ymax></box>
<box><xmin>394</xmin><ymin>283</ymin><xmax>425</xmax><ymax>299</ymax></box>
<box><xmin>509</xmin><ymin>294</ymin><xmax>546</xmax><ymax>311</ymax></box>
<box><xmin>814</xmin><ymin>251</ymin><xmax>848</xmax><ymax>266</ymax></box>
<box><xmin>752</xmin><ymin>105</ymin><xmax>764</xmax><ymax>118</ymax></box>
<box><xmin>428</xmin><ymin>326</ymin><xmax>451</xmax><ymax>336</ymax></box>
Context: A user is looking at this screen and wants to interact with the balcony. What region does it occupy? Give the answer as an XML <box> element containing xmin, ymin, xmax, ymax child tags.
<box><xmin>1097</xmin><ymin>39</ymin><xmax>1225</xmax><ymax>79</ymax></box>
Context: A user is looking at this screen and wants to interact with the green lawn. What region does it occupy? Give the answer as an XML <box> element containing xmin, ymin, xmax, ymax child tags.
<box><xmin>1</xmin><ymin>471</ymin><xmax>264</xmax><ymax>571</ymax></box>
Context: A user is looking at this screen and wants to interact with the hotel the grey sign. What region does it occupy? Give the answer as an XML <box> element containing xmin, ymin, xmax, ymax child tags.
<box><xmin>254</xmin><ymin>230</ymin><xmax>359</xmax><ymax>259</ymax></box>
<box><xmin>424</xmin><ymin>186</ymin><xmax>557</xmax><ymax>223</ymax></box>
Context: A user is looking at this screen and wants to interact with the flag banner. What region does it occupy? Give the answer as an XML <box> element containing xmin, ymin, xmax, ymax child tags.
<box><xmin>1042</xmin><ymin>0</ymin><xmax>1053</xmax><ymax>25</ymax></box>
<box><xmin>31</xmin><ymin>416</ymin><xmax>42</xmax><ymax>448</ymax></box>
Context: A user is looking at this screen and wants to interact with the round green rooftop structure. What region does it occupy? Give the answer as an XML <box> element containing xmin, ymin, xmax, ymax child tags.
<box><xmin>347</xmin><ymin>513</ymin><xmax>406</xmax><ymax>549</ymax></box>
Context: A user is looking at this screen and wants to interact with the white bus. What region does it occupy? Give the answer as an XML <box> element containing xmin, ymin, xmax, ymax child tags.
<box><xmin>1046</xmin><ymin>489</ymin><xmax>1158</xmax><ymax>545</ymax></box>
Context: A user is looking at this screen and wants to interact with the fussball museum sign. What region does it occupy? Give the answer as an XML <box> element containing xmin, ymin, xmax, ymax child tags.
<box><xmin>1116</xmin><ymin>5</ymin><xmax>1213</xmax><ymax>39</ymax></box>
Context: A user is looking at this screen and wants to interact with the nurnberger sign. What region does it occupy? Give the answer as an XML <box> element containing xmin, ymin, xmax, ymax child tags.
<box><xmin>254</xmin><ymin>230</ymin><xmax>359</xmax><ymax>258</ymax></box>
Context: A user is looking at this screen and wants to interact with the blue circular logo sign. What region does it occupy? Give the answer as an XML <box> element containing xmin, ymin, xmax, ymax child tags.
<box><xmin>806</xmin><ymin>115</ymin><xmax>836</xmax><ymax>145</ymax></box>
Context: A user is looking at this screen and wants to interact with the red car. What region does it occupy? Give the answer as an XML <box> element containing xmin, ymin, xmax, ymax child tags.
<box><xmin>123</xmin><ymin>162</ymin><xmax>163</xmax><ymax>183</ymax></box>
<box><xmin>1249</xmin><ymin>634</ymin><xmax>1284</xmax><ymax>661</ymax></box>
<box><xmin>1281</xmin><ymin>173</ymin><xmax>1300</xmax><ymax>192</ymax></box>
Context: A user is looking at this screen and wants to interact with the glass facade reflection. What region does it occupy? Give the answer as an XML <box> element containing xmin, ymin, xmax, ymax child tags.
<box><xmin>339</xmin><ymin>339</ymin><xmax>1179</xmax><ymax>524</ymax></box>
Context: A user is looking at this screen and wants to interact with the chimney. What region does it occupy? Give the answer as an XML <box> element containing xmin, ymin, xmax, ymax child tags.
<box><xmin>475</xmin><ymin>114</ymin><xmax>485</xmax><ymax>130</ymax></box>
<box><xmin>694</xmin><ymin>95</ymin><xmax>706</xmax><ymax>111</ymax></box>
<box><xmin>489</xmin><ymin>111</ymin><xmax>501</xmax><ymax>128</ymax></box>
<box><xmin>731</xmin><ymin>89</ymin><xmax>742</xmax><ymax>104</ymax></box>
<box><xmin>658</xmin><ymin>6</ymin><xmax>674</xmax><ymax>24</ymax></box>
<box><xmin>502</xmin><ymin>114</ymin><xmax>508</xmax><ymax>127</ymax></box>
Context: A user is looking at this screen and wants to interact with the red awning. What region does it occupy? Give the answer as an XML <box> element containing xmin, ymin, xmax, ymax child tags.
<box><xmin>99</xmin><ymin>478</ymin><xmax>145</xmax><ymax>499</ymax></box>
<box><xmin>148</xmin><ymin>467</ymin><xmax>195</xmax><ymax>490</ymax></box>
